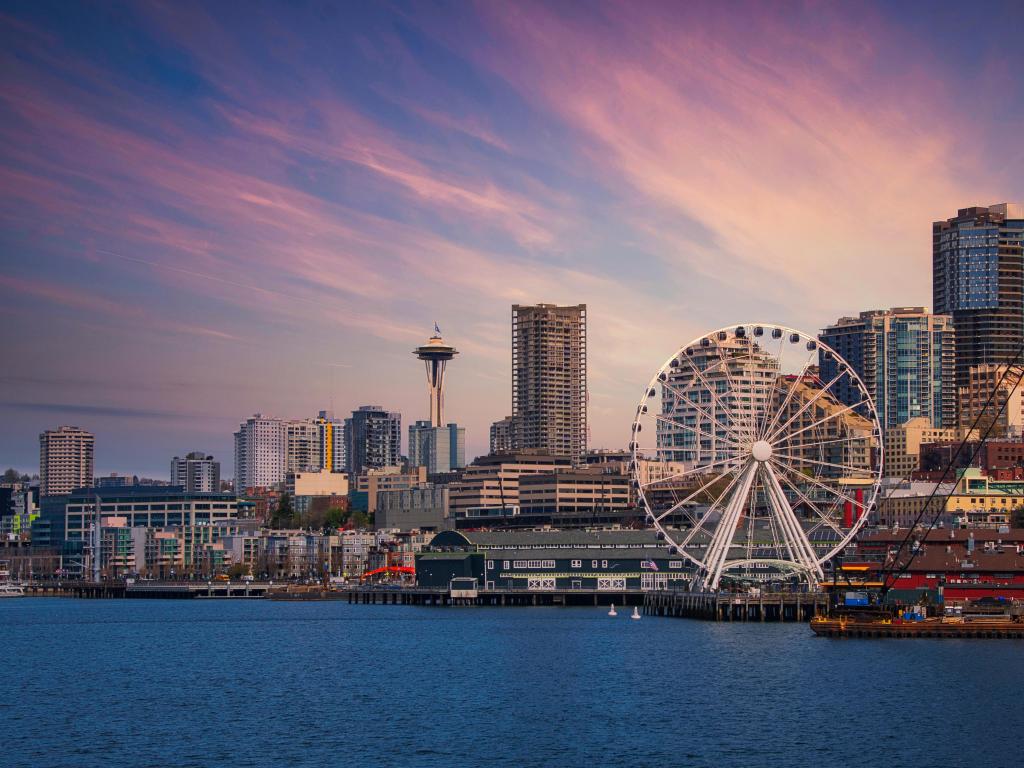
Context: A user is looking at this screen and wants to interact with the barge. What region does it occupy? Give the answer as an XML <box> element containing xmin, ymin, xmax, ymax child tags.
<box><xmin>811</xmin><ymin>614</ymin><xmax>1024</xmax><ymax>638</ymax></box>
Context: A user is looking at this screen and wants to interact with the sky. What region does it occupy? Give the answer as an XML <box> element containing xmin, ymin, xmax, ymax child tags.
<box><xmin>1</xmin><ymin>0</ymin><xmax>1022</xmax><ymax>478</ymax></box>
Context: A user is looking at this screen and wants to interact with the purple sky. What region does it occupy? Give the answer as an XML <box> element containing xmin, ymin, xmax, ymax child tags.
<box><xmin>1</xmin><ymin>1</ymin><xmax>1022</xmax><ymax>478</ymax></box>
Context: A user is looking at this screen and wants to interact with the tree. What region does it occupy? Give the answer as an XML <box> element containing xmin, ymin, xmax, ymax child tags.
<box><xmin>227</xmin><ymin>562</ymin><xmax>250</xmax><ymax>579</ymax></box>
<box><xmin>271</xmin><ymin>493</ymin><xmax>294</xmax><ymax>528</ymax></box>
<box><xmin>348</xmin><ymin>511</ymin><xmax>370</xmax><ymax>530</ymax></box>
<box><xmin>2</xmin><ymin>468</ymin><xmax>21</xmax><ymax>483</ymax></box>
<box><xmin>324</xmin><ymin>506</ymin><xmax>347</xmax><ymax>531</ymax></box>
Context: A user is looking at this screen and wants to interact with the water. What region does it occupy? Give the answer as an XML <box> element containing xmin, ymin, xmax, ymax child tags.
<box><xmin>2</xmin><ymin>599</ymin><xmax>1019</xmax><ymax>768</ymax></box>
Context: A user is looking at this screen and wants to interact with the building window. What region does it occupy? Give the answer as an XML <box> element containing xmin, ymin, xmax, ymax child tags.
<box><xmin>487</xmin><ymin>560</ymin><xmax>494</xmax><ymax>570</ymax></box>
<box><xmin>601</xmin><ymin>560</ymin><xmax>608</xmax><ymax>568</ymax></box>
<box><xmin>571</xmin><ymin>559</ymin><xmax>581</xmax><ymax>568</ymax></box>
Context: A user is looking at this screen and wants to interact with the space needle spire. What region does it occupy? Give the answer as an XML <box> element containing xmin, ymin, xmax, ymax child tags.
<box><xmin>414</xmin><ymin>324</ymin><xmax>458</xmax><ymax>427</ymax></box>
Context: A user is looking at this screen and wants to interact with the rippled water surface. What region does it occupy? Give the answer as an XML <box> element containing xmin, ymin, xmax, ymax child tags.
<box><xmin>2</xmin><ymin>598</ymin><xmax>1020</xmax><ymax>768</ymax></box>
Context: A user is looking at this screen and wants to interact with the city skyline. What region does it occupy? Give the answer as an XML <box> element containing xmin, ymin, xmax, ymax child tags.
<box><xmin>2</xmin><ymin>2</ymin><xmax>1023</xmax><ymax>475</ymax></box>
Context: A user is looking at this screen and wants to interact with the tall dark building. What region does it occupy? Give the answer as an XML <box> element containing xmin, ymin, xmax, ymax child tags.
<box><xmin>511</xmin><ymin>304</ymin><xmax>587</xmax><ymax>460</ymax></box>
<box><xmin>345</xmin><ymin>406</ymin><xmax>401</xmax><ymax>474</ymax></box>
<box><xmin>933</xmin><ymin>204</ymin><xmax>1024</xmax><ymax>386</ymax></box>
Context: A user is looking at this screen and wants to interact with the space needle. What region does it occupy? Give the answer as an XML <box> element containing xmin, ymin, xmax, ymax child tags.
<box><xmin>414</xmin><ymin>323</ymin><xmax>458</xmax><ymax>427</ymax></box>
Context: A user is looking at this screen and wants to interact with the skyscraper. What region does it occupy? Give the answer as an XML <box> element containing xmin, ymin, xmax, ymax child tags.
<box><xmin>234</xmin><ymin>415</ymin><xmax>286</xmax><ymax>492</ymax></box>
<box><xmin>39</xmin><ymin>425</ymin><xmax>94</xmax><ymax>497</ymax></box>
<box><xmin>819</xmin><ymin>308</ymin><xmax>956</xmax><ymax>429</ymax></box>
<box><xmin>933</xmin><ymin>204</ymin><xmax>1024</xmax><ymax>386</ymax></box>
<box><xmin>170</xmin><ymin>452</ymin><xmax>221</xmax><ymax>493</ymax></box>
<box><xmin>345</xmin><ymin>406</ymin><xmax>401</xmax><ymax>473</ymax></box>
<box><xmin>511</xmin><ymin>304</ymin><xmax>587</xmax><ymax>460</ymax></box>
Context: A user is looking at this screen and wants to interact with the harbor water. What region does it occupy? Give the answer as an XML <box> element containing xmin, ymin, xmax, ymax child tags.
<box><xmin>2</xmin><ymin>598</ymin><xmax>1019</xmax><ymax>768</ymax></box>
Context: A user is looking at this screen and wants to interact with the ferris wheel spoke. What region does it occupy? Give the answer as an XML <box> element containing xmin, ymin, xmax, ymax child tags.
<box><xmin>764</xmin><ymin>507</ymin><xmax>786</xmax><ymax>560</ymax></box>
<box><xmin>640</xmin><ymin>454</ymin><xmax>743</xmax><ymax>491</ymax></box>
<box><xmin>774</xmin><ymin>433</ymin><xmax>864</xmax><ymax>452</ymax></box>
<box><xmin>743</xmin><ymin>338</ymin><xmax>765</xmax><ymax>442</ymax></box>
<box><xmin>759</xmin><ymin>356</ymin><xmax>814</xmax><ymax>440</ymax></box>
<box><xmin>761</xmin><ymin>463</ymin><xmax>823</xmax><ymax>582</ymax></box>
<box><xmin>768</xmin><ymin>458</ymin><xmax>863</xmax><ymax>508</ymax></box>
<box><xmin>768</xmin><ymin>400</ymin><xmax>864</xmax><ymax>448</ymax></box>
<box><xmin>658</xmin><ymin>375</ymin><xmax>744</xmax><ymax>443</ymax></box>
<box><xmin>701</xmin><ymin>461</ymin><xmax>758</xmax><ymax>592</ymax></box>
<box><xmin>675</xmin><ymin>464</ymin><xmax>748</xmax><ymax>552</ymax></box>
<box><xmin>771</xmin><ymin>466</ymin><xmax>845</xmax><ymax>537</ymax></box>
<box><xmin>744</xmin><ymin>495</ymin><xmax>756</xmax><ymax>563</ymax></box>
<box><xmin>650</xmin><ymin>411</ymin><xmax>744</xmax><ymax>450</ymax></box>
<box><xmin>675</xmin><ymin>351</ymin><xmax>748</xmax><ymax>437</ymax></box>
<box><xmin>771</xmin><ymin>451</ymin><xmax>870</xmax><ymax>478</ymax></box>
<box><xmin>711</xmin><ymin>340</ymin><xmax>756</xmax><ymax>442</ymax></box>
<box><xmin>755</xmin><ymin>336</ymin><xmax>786</xmax><ymax>437</ymax></box>
<box><xmin>764</xmin><ymin>369</ymin><xmax>847</xmax><ymax>444</ymax></box>
<box><xmin>653</xmin><ymin>465</ymin><xmax>742</xmax><ymax>525</ymax></box>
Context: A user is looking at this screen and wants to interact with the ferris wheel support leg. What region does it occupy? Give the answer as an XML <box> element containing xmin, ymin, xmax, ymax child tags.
<box><xmin>762</xmin><ymin>466</ymin><xmax>824</xmax><ymax>586</ymax></box>
<box><xmin>699</xmin><ymin>461</ymin><xmax>757</xmax><ymax>593</ymax></box>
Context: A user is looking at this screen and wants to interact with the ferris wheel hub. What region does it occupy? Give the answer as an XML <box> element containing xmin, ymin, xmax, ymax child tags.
<box><xmin>751</xmin><ymin>440</ymin><xmax>773</xmax><ymax>463</ymax></box>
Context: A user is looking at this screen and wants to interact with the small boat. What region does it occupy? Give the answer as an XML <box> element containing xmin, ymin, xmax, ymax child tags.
<box><xmin>631</xmin><ymin>606</ymin><xmax>641</xmax><ymax>620</ymax></box>
<box><xmin>0</xmin><ymin>583</ymin><xmax>25</xmax><ymax>598</ymax></box>
<box><xmin>608</xmin><ymin>603</ymin><xmax>617</xmax><ymax>616</ymax></box>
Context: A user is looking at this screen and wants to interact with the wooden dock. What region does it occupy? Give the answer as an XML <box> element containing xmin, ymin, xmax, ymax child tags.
<box><xmin>315</xmin><ymin>587</ymin><xmax>647</xmax><ymax>607</ymax></box>
<box><xmin>643</xmin><ymin>590</ymin><xmax>828</xmax><ymax>622</ymax></box>
<box><xmin>22</xmin><ymin>581</ymin><xmax>279</xmax><ymax>599</ymax></box>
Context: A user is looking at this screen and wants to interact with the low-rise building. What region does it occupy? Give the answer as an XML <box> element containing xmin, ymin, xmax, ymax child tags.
<box><xmin>287</xmin><ymin>470</ymin><xmax>349</xmax><ymax>514</ymax></box>
<box><xmin>376</xmin><ymin>486</ymin><xmax>449</xmax><ymax>532</ymax></box>
<box><xmin>959</xmin><ymin>364</ymin><xmax>1024</xmax><ymax>438</ymax></box>
<box><xmin>416</xmin><ymin>529</ymin><xmax>693</xmax><ymax>591</ymax></box>
<box><xmin>885</xmin><ymin>418</ymin><xmax>976</xmax><ymax>479</ymax></box>
<box><xmin>877</xmin><ymin>469</ymin><xmax>1024</xmax><ymax>529</ymax></box>
<box><xmin>448</xmin><ymin>453</ymin><xmax>570</xmax><ymax>519</ymax></box>
<box><xmin>517</xmin><ymin>471</ymin><xmax>632</xmax><ymax>524</ymax></box>
<box><xmin>352</xmin><ymin>466</ymin><xmax>428</xmax><ymax>514</ymax></box>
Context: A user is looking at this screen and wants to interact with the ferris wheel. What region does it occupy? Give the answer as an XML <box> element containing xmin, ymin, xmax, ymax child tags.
<box><xmin>629</xmin><ymin>323</ymin><xmax>883</xmax><ymax>591</ymax></box>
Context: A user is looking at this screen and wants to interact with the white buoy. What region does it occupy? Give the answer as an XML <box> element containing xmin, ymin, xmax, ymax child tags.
<box><xmin>608</xmin><ymin>603</ymin><xmax>617</xmax><ymax>616</ymax></box>
<box><xmin>631</xmin><ymin>606</ymin><xmax>641</xmax><ymax>620</ymax></box>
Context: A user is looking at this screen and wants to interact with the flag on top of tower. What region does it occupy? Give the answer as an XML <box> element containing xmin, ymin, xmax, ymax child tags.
<box><xmin>434</xmin><ymin>321</ymin><xmax>441</xmax><ymax>336</ymax></box>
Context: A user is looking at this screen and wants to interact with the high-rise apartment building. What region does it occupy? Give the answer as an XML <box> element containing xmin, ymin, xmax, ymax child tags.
<box><xmin>315</xmin><ymin>411</ymin><xmax>346</xmax><ymax>473</ymax></box>
<box><xmin>819</xmin><ymin>308</ymin><xmax>956</xmax><ymax>429</ymax></box>
<box><xmin>511</xmin><ymin>304</ymin><xmax>587</xmax><ymax>460</ymax></box>
<box><xmin>409</xmin><ymin>421</ymin><xmax>465</xmax><ymax>474</ymax></box>
<box><xmin>657</xmin><ymin>336</ymin><xmax>779</xmax><ymax>466</ymax></box>
<box><xmin>285</xmin><ymin>419</ymin><xmax>321</xmax><ymax>473</ymax></box>
<box><xmin>933</xmin><ymin>204</ymin><xmax>1024</xmax><ymax>386</ymax></box>
<box><xmin>489</xmin><ymin>415</ymin><xmax>519</xmax><ymax>453</ymax></box>
<box><xmin>234</xmin><ymin>415</ymin><xmax>286</xmax><ymax>492</ymax></box>
<box><xmin>170</xmin><ymin>452</ymin><xmax>221</xmax><ymax>493</ymax></box>
<box><xmin>345</xmin><ymin>406</ymin><xmax>401</xmax><ymax>474</ymax></box>
<box><xmin>39</xmin><ymin>426</ymin><xmax>94</xmax><ymax>497</ymax></box>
